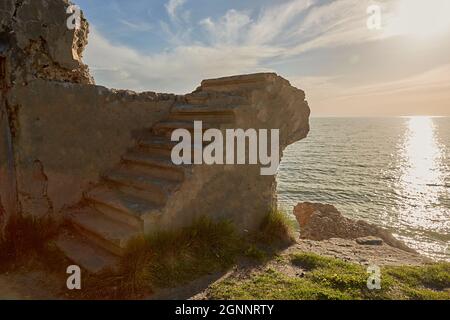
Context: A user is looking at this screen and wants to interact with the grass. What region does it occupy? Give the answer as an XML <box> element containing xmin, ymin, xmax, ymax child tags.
<box><xmin>252</xmin><ymin>210</ymin><xmax>296</xmax><ymax>247</ymax></box>
<box><xmin>75</xmin><ymin>217</ymin><xmax>243</xmax><ymax>299</ymax></box>
<box><xmin>74</xmin><ymin>211</ymin><xmax>295</xmax><ymax>299</ymax></box>
<box><xmin>143</xmin><ymin>217</ymin><xmax>241</xmax><ymax>287</ymax></box>
<box><xmin>208</xmin><ymin>252</ymin><xmax>450</xmax><ymax>300</ymax></box>
<box><xmin>0</xmin><ymin>214</ymin><xmax>67</xmax><ymax>274</ymax></box>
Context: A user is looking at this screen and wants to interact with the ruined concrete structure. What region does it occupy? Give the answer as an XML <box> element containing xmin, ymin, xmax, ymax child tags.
<box><xmin>0</xmin><ymin>0</ymin><xmax>310</xmax><ymax>271</ymax></box>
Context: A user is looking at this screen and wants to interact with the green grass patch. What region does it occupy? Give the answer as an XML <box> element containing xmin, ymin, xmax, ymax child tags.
<box><xmin>386</xmin><ymin>263</ymin><xmax>450</xmax><ymax>290</ymax></box>
<box><xmin>208</xmin><ymin>253</ymin><xmax>450</xmax><ymax>300</ymax></box>
<box><xmin>210</xmin><ymin>268</ymin><xmax>353</xmax><ymax>300</ymax></box>
<box><xmin>252</xmin><ymin>210</ymin><xmax>296</xmax><ymax>247</ymax></box>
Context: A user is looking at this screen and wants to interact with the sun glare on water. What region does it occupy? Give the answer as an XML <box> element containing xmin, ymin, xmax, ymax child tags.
<box><xmin>386</xmin><ymin>0</ymin><xmax>450</xmax><ymax>37</ymax></box>
<box><xmin>394</xmin><ymin>116</ymin><xmax>448</xmax><ymax>255</ymax></box>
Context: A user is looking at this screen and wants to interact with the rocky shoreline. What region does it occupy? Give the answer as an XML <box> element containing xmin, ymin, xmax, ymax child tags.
<box><xmin>293</xmin><ymin>202</ymin><xmax>419</xmax><ymax>255</ymax></box>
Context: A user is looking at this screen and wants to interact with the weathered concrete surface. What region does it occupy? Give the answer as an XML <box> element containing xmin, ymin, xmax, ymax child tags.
<box><xmin>1</xmin><ymin>1</ymin><xmax>178</xmax><ymax>218</ymax></box>
<box><xmin>0</xmin><ymin>0</ymin><xmax>98</xmax><ymax>227</ymax></box>
<box><xmin>9</xmin><ymin>80</ymin><xmax>176</xmax><ymax>216</ymax></box>
<box><xmin>0</xmin><ymin>101</ymin><xmax>17</xmax><ymax>233</ymax></box>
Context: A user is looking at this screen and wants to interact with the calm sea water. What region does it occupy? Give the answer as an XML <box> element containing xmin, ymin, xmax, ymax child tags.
<box><xmin>277</xmin><ymin>117</ymin><xmax>450</xmax><ymax>261</ymax></box>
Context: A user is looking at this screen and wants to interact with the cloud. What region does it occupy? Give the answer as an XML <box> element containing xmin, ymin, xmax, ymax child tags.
<box><xmin>200</xmin><ymin>10</ymin><xmax>252</xmax><ymax>45</ymax></box>
<box><xmin>118</xmin><ymin>19</ymin><xmax>153</xmax><ymax>32</ymax></box>
<box><xmin>165</xmin><ymin>0</ymin><xmax>188</xmax><ymax>21</ymax></box>
<box><xmin>84</xmin><ymin>27</ymin><xmax>276</xmax><ymax>93</ymax></box>
<box><xmin>195</xmin><ymin>0</ymin><xmax>394</xmax><ymax>58</ymax></box>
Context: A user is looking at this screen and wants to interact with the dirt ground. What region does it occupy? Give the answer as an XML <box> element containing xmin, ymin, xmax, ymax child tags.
<box><xmin>0</xmin><ymin>270</ymin><xmax>64</xmax><ymax>300</ymax></box>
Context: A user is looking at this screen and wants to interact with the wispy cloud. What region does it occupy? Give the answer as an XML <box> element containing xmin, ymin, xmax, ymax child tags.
<box><xmin>165</xmin><ymin>0</ymin><xmax>188</xmax><ymax>22</ymax></box>
<box><xmin>118</xmin><ymin>19</ymin><xmax>153</xmax><ymax>32</ymax></box>
<box><xmin>85</xmin><ymin>27</ymin><xmax>275</xmax><ymax>93</ymax></box>
<box><xmin>200</xmin><ymin>9</ymin><xmax>252</xmax><ymax>45</ymax></box>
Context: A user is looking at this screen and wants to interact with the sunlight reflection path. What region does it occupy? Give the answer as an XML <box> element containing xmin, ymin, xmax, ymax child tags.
<box><xmin>396</xmin><ymin>117</ymin><xmax>449</xmax><ymax>256</ymax></box>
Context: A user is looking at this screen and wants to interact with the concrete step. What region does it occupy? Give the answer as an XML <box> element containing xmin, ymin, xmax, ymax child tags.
<box><xmin>103</xmin><ymin>167</ymin><xmax>177</xmax><ymax>204</ymax></box>
<box><xmin>169</xmin><ymin>104</ymin><xmax>236</xmax><ymax>123</ymax></box>
<box><xmin>86</xmin><ymin>186</ymin><xmax>161</xmax><ymax>227</ymax></box>
<box><xmin>137</xmin><ymin>135</ymin><xmax>177</xmax><ymax>157</ymax></box>
<box><xmin>172</xmin><ymin>104</ymin><xmax>236</xmax><ymax>114</ymax></box>
<box><xmin>201</xmin><ymin>74</ymin><xmax>276</xmax><ymax>91</ymax></box>
<box><xmin>168</xmin><ymin>112</ymin><xmax>234</xmax><ymax>123</ymax></box>
<box><xmin>153</xmin><ymin>121</ymin><xmax>215</xmax><ymax>132</ymax></box>
<box><xmin>153</xmin><ymin>121</ymin><xmax>229</xmax><ymax>137</ymax></box>
<box><xmin>138</xmin><ymin>135</ymin><xmax>177</xmax><ymax>148</ymax></box>
<box><xmin>184</xmin><ymin>92</ymin><xmax>209</xmax><ymax>105</ymax></box>
<box><xmin>55</xmin><ymin>231</ymin><xmax>119</xmax><ymax>274</ymax></box>
<box><xmin>67</xmin><ymin>207</ymin><xmax>141</xmax><ymax>256</ymax></box>
<box><xmin>185</xmin><ymin>93</ymin><xmax>247</xmax><ymax>106</ymax></box>
<box><xmin>122</xmin><ymin>151</ymin><xmax>185</xmax><ymax>181</ymax></box>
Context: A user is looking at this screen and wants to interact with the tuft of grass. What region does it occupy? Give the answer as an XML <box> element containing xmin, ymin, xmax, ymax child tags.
<box><xmin>0</xmin><ymin>214</ymin><xmax>65</xmax><ymax>273</ymax></box>
<box><xmin>208</xmin><ymin>252</ymin><xmax>450</xmax><ymax>300</ymax></box>
<box><xmin>76</xmin><ymin>217</ymin><xmax>242</xmax><ymax>299</ymax></box>
<box><xmin>253</xmin><ymin>210</ymin><xmax>296</xmax><ymax>247</ymax></box>
<box><xmin>144</xmin><ymin>217</ymin><xmax>241</xmax><ymax>287</ymax></box>
<box><xmin>244</xmin><ymin>244</ymin><xmax>268</xmax><ymax>262</ymax></box>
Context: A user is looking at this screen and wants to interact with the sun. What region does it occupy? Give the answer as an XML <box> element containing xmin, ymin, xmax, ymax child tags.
<box><xmin>386</xmin><ymin>0</ymin><xmax>450</xmax><ymax>38</ymax></box>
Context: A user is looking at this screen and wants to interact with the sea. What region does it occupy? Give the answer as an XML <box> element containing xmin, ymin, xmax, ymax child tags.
<box><xmin>277</xmin><ymin>116</ymin><xmax>450</xmax><ymax>261</ymax></box>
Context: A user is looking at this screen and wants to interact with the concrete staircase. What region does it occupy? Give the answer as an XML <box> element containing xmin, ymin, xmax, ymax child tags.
<box><xmin>56</xmin><ymin>93</ymin><xmax>237</xmax><ymax>273</ymax></box>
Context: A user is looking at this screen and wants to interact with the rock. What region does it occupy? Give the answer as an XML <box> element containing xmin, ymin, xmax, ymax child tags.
<box><xmin>0</xmin><ymin>0</ymin><xmax>93</xmax><ymax>84</ymax></box>
<box><xmin>293</xmin><ymin>202</ymin><xmax>417</xmax><ymax>253</ymax></box>
<box><xmin>356</xmin><ymin>236</ymin><xmax>383</xmax><ymax>246</ymax></box>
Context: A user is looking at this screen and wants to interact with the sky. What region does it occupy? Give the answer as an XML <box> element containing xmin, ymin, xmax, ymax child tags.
<box><xmin>74</xmin><ymin>0</ymin><xmax>450</xmax><ymax>116</ymax></box>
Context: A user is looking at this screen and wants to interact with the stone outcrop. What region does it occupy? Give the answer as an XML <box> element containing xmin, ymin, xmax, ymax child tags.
<box><xmin>0</xmin><ymin>0</ymin><xmax>93</xmax><ymax>84</ymax></box>
<box><xmin>0</xmin><ymin>0</ymin><xmax>310</xmax><ymax>272</ymax></box>
<box><xmin>293</xmin><ymin>202</ymin><xmax>416</xmax><ymax>253</ymax></box>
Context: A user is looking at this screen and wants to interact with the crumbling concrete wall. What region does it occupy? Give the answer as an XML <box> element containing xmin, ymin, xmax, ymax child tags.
<box><xmin>0</xmin><ymin>0</ymin><xmax>177</xmax><ymax>222</ymax></box>
<box><xmin>1</xmin><ymin>0</ymin><xmax>96</xmax><ymax>227</ymax></box>
<box><xmin>9</xmin><ymin>80</ymin><xmax>176</xmax><ymax>217</ymax></box>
